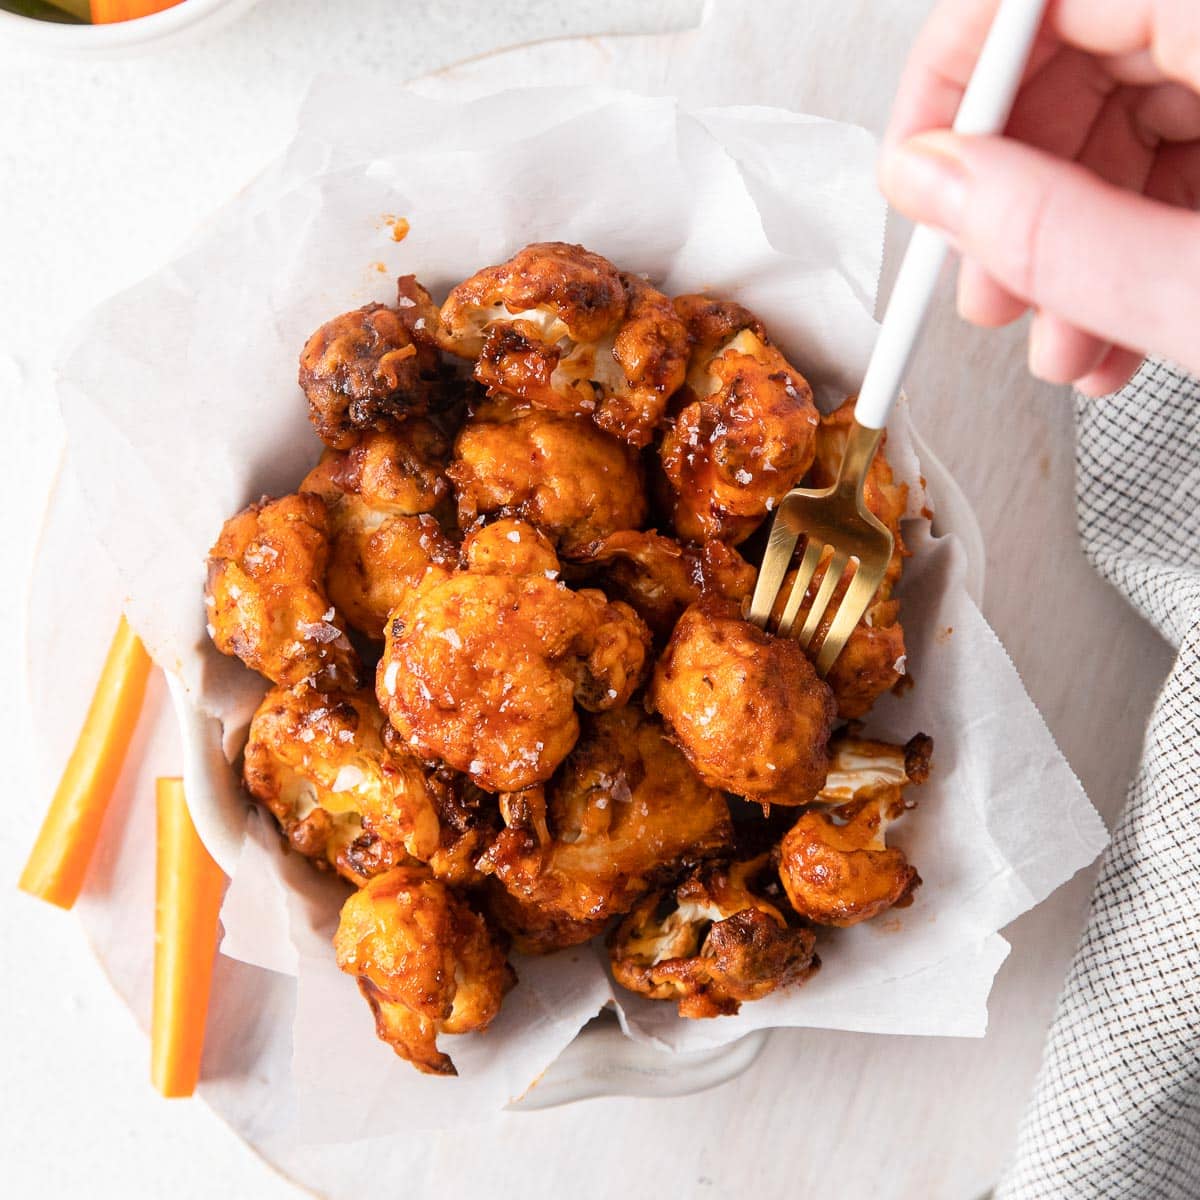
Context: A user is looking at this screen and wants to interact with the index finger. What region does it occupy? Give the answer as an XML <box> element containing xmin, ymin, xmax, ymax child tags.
<box><xmin>885</xmin><ymin>0</ymin><xmax>1199</xmax><ymax>151</ymax></box>
<box><xmin>884</xmin><ymin>0</ymin><xmax>1060</xmax><ymax>150</ymax></box>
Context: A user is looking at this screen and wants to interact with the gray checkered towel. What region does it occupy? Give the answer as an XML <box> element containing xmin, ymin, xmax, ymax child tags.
<box><xmin>997</xmin><ymin>360</ymin><xmax>1200</xmax><ymax>1198</ymax></box>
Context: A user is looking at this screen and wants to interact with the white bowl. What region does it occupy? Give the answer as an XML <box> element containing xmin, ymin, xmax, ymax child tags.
<box><xmin>0</xmin><ymin>0</ymin><xmax>258</xmax><ymax>57</ymax></box>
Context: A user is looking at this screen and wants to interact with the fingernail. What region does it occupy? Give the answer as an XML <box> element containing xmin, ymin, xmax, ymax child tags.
<box><xmin>881</xmin><ymin>134</ymin><xmax>968</xmax><ymax>233</ymax></box>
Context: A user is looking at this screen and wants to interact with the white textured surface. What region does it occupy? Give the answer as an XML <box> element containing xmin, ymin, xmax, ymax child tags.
<box><xmin>1</xmin><ymin>2</ymin><xmax>1175</xmax><ymax>1199</ymax></box>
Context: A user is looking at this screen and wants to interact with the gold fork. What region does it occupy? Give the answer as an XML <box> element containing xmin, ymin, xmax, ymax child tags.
<box><xmin>747</xmin><ymin>0</ymin><xmax>1047</xmax><ymax>670</ymax></box>
<box><xmin>747</xmin><ymin>423</ymin><xmax>891</xmax><ymax>675</ymax></box>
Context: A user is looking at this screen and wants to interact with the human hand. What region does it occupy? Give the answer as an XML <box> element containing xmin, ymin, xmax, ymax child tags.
<box><xmin>880</xmin><ymin>0</ymin><xmax>1200</xmax><ymax>395</ymax></box>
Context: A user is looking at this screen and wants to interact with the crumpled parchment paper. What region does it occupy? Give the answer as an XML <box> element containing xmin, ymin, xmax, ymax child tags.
<box><xmin>51</xmin><ymin>82</ymin><xmax>1107</xmax><ymax>1136</ymax></box>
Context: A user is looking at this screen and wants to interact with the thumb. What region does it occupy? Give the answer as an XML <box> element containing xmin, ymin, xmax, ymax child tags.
<box><xmin>879</xmin><ymin>130</ymin><xmax>1200</xmax><ymax>377</ymax></box>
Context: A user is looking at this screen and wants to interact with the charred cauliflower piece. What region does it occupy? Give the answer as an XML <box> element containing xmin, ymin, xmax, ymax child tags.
<box><xmin>576</xmin><ymin>529</ymin><xmax>756</xmax><ymax>639</ymax></box>
<box><xmin>779</xmin><ymin>733</ymin><xmax>931</xmax><ymax>926</ymax></box>
<box><xmin>478</xmin><ymin>707</ymin><xmax>732</xmax><ymax>953</ymax></box>
<box><xmin>660</xmin><ymin>295</ymin><xmax>819</xmax><ymax>544</ymax></box>
<box><xmin>610</xmin><ymin>855</ymin><xmax>818</xmax><ymax>1018</ymax></box>
<box><xmin>243</xmin><ymin>684</ymin><xmax>445</xmax><ymax>885</ymax></box>
<box><xmin>303</xmin><ymin>418</ymin><xmax>452</xmax><ymax>517</ymax></box>
<box><xmin>650</xmin><ymin>598</ymin><xmax>836</xmax><ymax>806</ymax></box>
<box><xmin>448</xmin><ymin>401</ymin><xmax>647</xmax><ymax>555</ymax></box>
<box><xmin>205</xmin><ymin>492</ymin><xmax>361</xmax><ymax>690</ymax></box>
<box><xmin>420</xmin><ymin>774</ymin><xmax>502</xmax><ymax>888</ymax></box>
<box><xmin>299</xmin><ymin>276</ymin><xmax>446</xmax><ymax>450</ymax></box>
<box><xmin>301</xmin><ymin>423</ymin><xmax>456</xmax><ymax>639</ymax></box>
<box><xmin>791</xmin><ymin>397</ymin><xmax>911</xmax><ymax>719</ymax></box>
<box><xmin>334</xmin><ymin>867</ymin><xmax>515</xmax><ymax>1075</ymax></box>
<box><xmin>438</xmin><ymin>242</ymin><xmax>688</xmax><ymax>447</ymax></box>
<box><xmin>377</xmin><ymin>520</ymin><xmax>651</xmax><ymax>792</ymax></box>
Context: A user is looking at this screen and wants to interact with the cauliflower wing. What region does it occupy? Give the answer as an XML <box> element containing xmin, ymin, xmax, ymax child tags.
<box><xmin>778</xmin><ymin>733</ymin><xmax>931</xmax><ymax>926</ymax></box>
<box><xmin>242</xmin><ymin>683</ymin><xmax>443</xmax><ymax>885</ymax></box>
<box><xmin>303</xmin><ymin>419</ymin><xmax>452</xmax><ymax>517</ymax></box>
<box><xmin>301</xmin><ymin>423</ymin><xmax>456</xmax><ymax>638</ymax></box>
<box><xmin>205</xmin><ymin>492</ymin><xmax>361</xmax><ymax>690</ymax></box>
<box><xmin>576</xmin><ymin>529</ymin><xmax>756</xmax><ymax>639</ymax></box>
<box><xmin>650</xmin><ymin>598</ymin><xmax>836</xmax><ymax>806</ymax></box>
<box><xmin>609</xmin><ymin>854</ymin><xmax>818</xmax><ymax>1018</ymax></box>
<box><xmin>377</xmin><ymin>521</ymin><xmax>651</xmax><ymax>791</ymax></box>
<box><xmin>334</xmin><ymin>867</ymin><xmax>515</xmax><ymax>1075</ymax></box>
<box><xmin>477</xmin><ymin>706</ymin><xmax>732</xmax><ymax>952</ymax></box>
<box><xmin>419</xmin><ymin>774</ymin><xmax>502</xmax><ymax>888</ymax></box>
<box><xmin>659</xmin><ymin>296</ymin><xmax>819</xmax><ymax>544</ymax></box>
<box><xmin>816</xmin><ymin>732</ymin><xmax>932</xmax><ymax>802</ymax></box>
<box><xmin>448</xmin><ymin>402</ymin><xmax>647</xmax><ymax>554</ymax></box>
<box><xmin>438</xmin><ymin>242</ymin><xmax>688</xmax><ymax>447</ymax></box>
<box><xmin>459</xmin><ymin>516</ymin><xmax>561</xmax><ymax>578</ymax></box>
<box><xmin>823</xmin><ymin>614</ymin><xmax>908</xmax><ymax>722</ymax></box>
<box><xmin>770</xmin><ymin>552</ymin><xmax>907</xmax><ymax>723</ymax></box>
<box><xmin>299</xmin><ymin>276</ymin><xmax>448</xmax><ymax>450</ymax></box>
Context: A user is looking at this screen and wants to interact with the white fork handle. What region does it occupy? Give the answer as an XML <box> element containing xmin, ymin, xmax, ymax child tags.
<box><xmin>854</xmin><ymin>0</ymin><xmax>1048</xmax><ymax>431</ymax></box>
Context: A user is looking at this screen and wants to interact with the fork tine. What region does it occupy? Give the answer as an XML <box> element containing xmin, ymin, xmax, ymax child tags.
<box><xmin>747</xmin><ymin>513</ymin><xmax>800</xmax><ymax>627</ymax></box>
<box><xmin>796</xmin><ymin>549</ymin><xmax>850</xmax><ymax>649</ymax></box>
<box><xmin>775</xmin><ymin>537</ymin><xmax>824</xmax><ymax>638</ymax></box>
<box><xmin>814</xmin><ymin>558</ymin><xmax>887</xmax><ymax>675</ymax></box>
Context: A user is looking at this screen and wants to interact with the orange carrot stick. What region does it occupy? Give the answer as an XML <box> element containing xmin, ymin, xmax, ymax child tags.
<box><xmin>152</xmin><ymin>777</ymin><xmax>225</xmax><ymax>1099</ymax></box>
<box><xmin>90</xmin><ymin>0</ymin><xmax>181</xmax><ymax>23</ymax></box>
<box><xmin>19</xmin><ymin>616</ymin><xmax>153</xmax><ymax>909</ymax></box>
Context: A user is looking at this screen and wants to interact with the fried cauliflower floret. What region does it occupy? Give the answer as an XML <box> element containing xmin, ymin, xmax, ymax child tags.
<box><xmin>769</xmin><ymin>552</ymin><xmax>907</xmax><ymax>722</ymax></box>
<box><xmin>301</xmin><ymin>424</ymin><xmax>456</xmax><ymax>638</ymax></box>
<box><xmin>242</xmin><ymin>684</ymin><xmax>443</xmax><ymax>885</ymax></box>
<box><xmin>824</xmin><ymin>618</ymin><xmax>907</xmax><ymax>720</ymax></box>
<box><xmin>794</xmin><ymin>397</ymin><xmax>911</xmax><ymax>718</ymax></box>
<box><xmin>303</xmin><ymin>419</ymin><xmax>452</xmax><ymax>517</ymax></box>
<box><xmin>671</xmin><ymin>293</ymin><xmax>766</xmax><ymax>357</ymax></box>
<box><xmin>299</xmin><ymin>276</ymin><xmax>446</xmax><ymax>449</ymax></box>
<box><xmin>576</xmin><ymin>529</ymin><xmax>756</xmax><ymax>638</ymax></box>
<box><xmin>334</xmin><ymin>867</ymin><xmax>515</xmax><ymax>1075</ymax></box>
<box><xmin>780</xmin><ymin>809</ymin><xmax>918</xmax><ymax>928</ymax></box>
<box><xmin>205</xmin><ymin>492</ymin><xmax>361</xmax><ymax>690</ymax></box>
<box><xmin>660</xmin><ymin>296</ymin><xmax>819</xmax><ymax>544</ymax></box>
<box><xmin>420</xmin><ymin>775</ymin><xmax>501</xmax><ymax>888</ymax></box>
<box><xmin>477</xmin><ymin>707</ymin><xmax>732</xmax><ymax>952</ymax></box>
<box><xmin>377</xmin><ymin>522</ymin><xmax>651</xmax><ymax>791</ymax></box>
<box><xmin>816</xmin><ymin>732</ymin><xmax>932</xmax><ymax>802</ymax></box>
<box><xmin>609</xmin><ymin>854</ymin><xmax>818</xmax><ymax>1018</ymax></box>
<box><xmin>448</xmin><ymin>402</ymin><xmax>647</xmax><ymax>554</ymax></box>
<box><xmin>592</xmin><ymin>273</ymin><xmax>692</xmax><ymax>446</ymax></box>
<box><xmin>778</xmin><ymin>733</ymin><xmax>931</xmax><ymax>926</ymax></box>
<box><xmin>649</xmin><ymin>598</ymin><xmax>836</xmax><ymax>806</ymax></box>
<box><xmin>459</xmin><ymin>516</ymin><xmax>561</xmax><ymax>578</ymax></box>
<box><xmin>438</xmin><ymin>242</ymin><xmax>688</xmax><ymax>447</ymax></box>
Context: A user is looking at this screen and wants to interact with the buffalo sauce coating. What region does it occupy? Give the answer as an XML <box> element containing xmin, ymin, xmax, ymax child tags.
<box><xmin>376</xmin><ymin>521</ymin><xmax>651</xmax><ymax>793</ymax></box>
<box><xmin>650</xmin><ymin>597</ymin><xmax>836</xmax><ymax>806</ymax></box>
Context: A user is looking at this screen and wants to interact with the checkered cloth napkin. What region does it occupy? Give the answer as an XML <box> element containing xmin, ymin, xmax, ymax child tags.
<box><xmin>997</xmin><ymin>360</ymin><xmax>1200</xmax><ymax>1198</ymax></box>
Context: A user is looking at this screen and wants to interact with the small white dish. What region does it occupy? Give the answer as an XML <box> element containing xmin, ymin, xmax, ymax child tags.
<box><xmin>0</xmin><ymin>0</ymin><xmax>258</xmax><ymax>58</ymax></box>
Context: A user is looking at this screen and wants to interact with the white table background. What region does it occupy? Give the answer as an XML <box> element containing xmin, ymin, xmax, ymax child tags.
<box><xmin>0</xmin><ymin>2</ymin><xmax>1176</xmax><ymax>1198</ymax></box>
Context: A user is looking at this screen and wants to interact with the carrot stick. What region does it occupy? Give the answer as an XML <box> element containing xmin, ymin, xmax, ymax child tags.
<box><xmin>152</xmin><ymin>777</ymin><xmax>225</xmax><ymax>1099</ymax></box>
<box><xmin>90</xmin><ymin>0</ymin><xmax>182</xmax><ymax>23</ymax></box>
<box><xmin>19</xmin><ymin>616</ymin><xmax>153</xmax><ymax>909</ymax></box>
